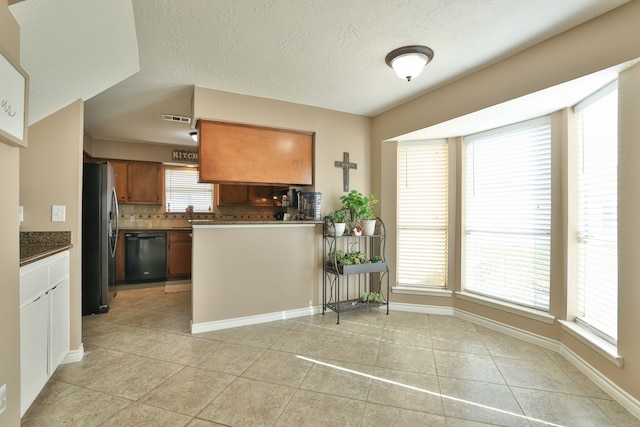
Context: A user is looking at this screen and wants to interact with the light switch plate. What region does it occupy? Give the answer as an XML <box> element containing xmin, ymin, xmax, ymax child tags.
<box><xmin>18</xmin><ymin>205</ymin><xmax>23</xmax><ymax>223</ymax></box>
<box><xmin>0</xmin><ymin>383</ymin><xmax>6</xmax><ymax>415</ymax></box>
<box><xmin>52</xmin><ymin>205</ymin><xmax>66</xmax><ymax>222</ymax></box>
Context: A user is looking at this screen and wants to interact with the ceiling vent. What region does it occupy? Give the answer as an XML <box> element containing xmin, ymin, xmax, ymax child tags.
<box><xmin>161</xmin><ymin>114</ymin><xmax>191</xmax><ymax>124</ymax></box>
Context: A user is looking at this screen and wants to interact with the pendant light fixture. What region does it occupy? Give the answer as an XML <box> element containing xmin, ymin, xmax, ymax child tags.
<box><xmin>385</xmin><ymin>45</ymin><xmax>434</xmax><ymax>81</ymax></box>
<box><xmin>190</xmin><ymin>131</ymin><xmax>198</xmax><ymax>142</ymax></box>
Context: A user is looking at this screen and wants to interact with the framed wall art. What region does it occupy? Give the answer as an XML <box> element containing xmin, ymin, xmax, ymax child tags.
<box><xmin>0</xmin><ymin>47</ymin><xmax>28</xmax><ymax>147</ymax></box>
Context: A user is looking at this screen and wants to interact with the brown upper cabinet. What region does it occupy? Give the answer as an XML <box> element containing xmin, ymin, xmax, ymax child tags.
<box><xmin>198</xmin><ymin>120</ymin><xmax>313</xmax><ymax>186</ymax></box>
<box><xmin>111</xmin><ymin>160</ymin><xmax>163</xmax><ymax>205</ymax></box>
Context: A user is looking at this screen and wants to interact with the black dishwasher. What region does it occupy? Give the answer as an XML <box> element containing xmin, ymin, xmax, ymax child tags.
<box><xmin>125</xmin><ymin>232</ymin><xmax>167</xmax><ymax>283</ymax></box>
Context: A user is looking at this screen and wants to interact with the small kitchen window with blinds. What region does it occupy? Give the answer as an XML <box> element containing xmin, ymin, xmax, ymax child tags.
<box><xmin>397</xmin><ymin>140</ymin><xmax>449</xmax><ymax>287</ymax></box>
<box><xmin>463</xmin><ymin>116</ymin><xmax>551</xmax><ymax>311</ymax></box>
<box><xmin>575</xmin><ymin>81</ymin><xmax>618</xmax><ymax>343</ymax></box>
<box><xmin>164</xmin><ymin>166</ymin><xmax>213</xmax><ymax>213</ymax></box>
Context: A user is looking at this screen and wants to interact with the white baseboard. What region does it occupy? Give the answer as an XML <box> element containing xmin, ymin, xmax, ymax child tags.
<box><xmin>561</xmin><ymin>345</ymin><xmax>640</xmax><ymax>420</ymax></box>
<box><xmin>390</xmin><ymin>302</ymin><xmax>454</xmax><ymax>316</ymax></box>
<box><xmin>191</xmin><ymin>306</ymin><xmax>321</xmax><ymax>334</ymax></box>
<box><xmin>455</xmin><ymin>308</ymin><xmax>560</xmax><ymax>352</ymax></box>
<box><xmin>61</xmin><ymin>344</ymin><xmax>84</xmax><ymax>364</ymax></box>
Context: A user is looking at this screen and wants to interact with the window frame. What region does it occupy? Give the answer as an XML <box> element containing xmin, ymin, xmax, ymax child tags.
<box><xmin>573</xmin><ymin>81</ymin><xmax>619</xmax><ymax>344</ymax></box>
<box><xmin>164</xmin><ymin>165</ymin><xmax>213</xmax><ymax>213</ymax></box>
<box><xmin>396</xmin><ymin>140</ymin><xmax>450</xmax><ymax>289</ymax></box>
<box><xmin>462</xmin><ymin>116</ymin><xmax>552</xmax><ymax>312</ymax></box>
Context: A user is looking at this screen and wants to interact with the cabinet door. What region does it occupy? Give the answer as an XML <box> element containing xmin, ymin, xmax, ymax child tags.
<box><xmin>217</xmin><ymin>184</ymin><xmax>285</xmax><ymax>206</ymax></box>
<box><xmin>110</xmin><ymin>161</ymin><xmax>128</xmax><ymax>203</ymax></box>
<box><xmin>20</xmin><ymin>294</ymin><xmax>50</xmax><ymax>417</ymax></box>
<box><xmin>127</xmin><ymin>162</ymin><xmax>163</xmax><ymax>204</ymax></box>
<box><xmin>167</xmin><ymin>232</ymin><xmax>192</xmax><ymax>279</ymax></box>
<box><xmin>49</xmin><ymin>280</ymin><xmax>70</xmax><ymax>373</ymax></box>
<box><xmin>216</xmin><ymin>184</ymin><xmax>249</xmax><ymax>205</ymax></box>
<box><xmin>115</xmin><ymin>230</ymin><xmax>126</xmax><ymax>281</ymax></box>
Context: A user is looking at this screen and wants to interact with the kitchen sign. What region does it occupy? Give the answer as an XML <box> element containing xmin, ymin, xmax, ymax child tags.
<box><xmin>172</xmin><ymin>150</ymin><xmax>198</xmax><ymax>163</ymax></box>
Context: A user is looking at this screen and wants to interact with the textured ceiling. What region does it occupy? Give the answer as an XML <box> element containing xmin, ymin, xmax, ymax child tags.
<box><xmin>10</xmin><ymin>0</ymin><xmax>630</xmax><ymax>147</ymax></box>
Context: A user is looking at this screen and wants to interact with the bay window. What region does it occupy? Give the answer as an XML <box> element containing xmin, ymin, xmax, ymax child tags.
<box><xmin>463</xmin><ymin>117</ymin><xmax>552</xmax><ymax>310</ymax></box>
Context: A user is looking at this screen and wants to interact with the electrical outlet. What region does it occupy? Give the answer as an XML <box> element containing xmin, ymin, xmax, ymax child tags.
<box><xmin>0</xmin><ymin>383</ymin><xmax>6</xmax><ymax>415</ymax></box>
<box><xmin>52</xmin><ymin>205</ymin><xmax>66</xmax><ymax>222</ymax></box>
<box><xmin>130</xmin><ymin>215</ymin><xmax>135</xmax><ymax>223</ymax></box>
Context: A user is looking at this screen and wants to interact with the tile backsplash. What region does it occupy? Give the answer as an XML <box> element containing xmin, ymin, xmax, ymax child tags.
<box><xmin>117</xmin><ymin>204</ymin><xmax>284</xmax><ymax>229</ymax></box>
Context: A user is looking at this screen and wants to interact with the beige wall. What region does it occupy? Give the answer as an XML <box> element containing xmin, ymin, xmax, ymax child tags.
<box><xmin>192</xmin><ymin>225</ymin><xmax>321</xmax><ymax>326</ymax></box>
<box><xmin>193</xmin><ymin>87</ymin><xmax>373</xmax><ymax>214</ymax></box>
<box><xmin>0</xmin><ymin>1</ymin><xmax>22</xmax><ymax>424</ymax></box>
<box><xmin>375</xmin><ymin>2</ymin><xmax>640</xmax><ymax>402</ymax></box>
<box><xmin>88</xmin><ymin>138</ymin><xmax>198</xmax><ymax>165</ymax></box>
<box><xmin>19</xmin><ymin>100</ymin><xmax>85</xmax><ymax>358</ymax></box>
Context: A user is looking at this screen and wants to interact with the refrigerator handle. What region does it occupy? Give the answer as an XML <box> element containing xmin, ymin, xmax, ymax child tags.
<box><xmin>110</xmin><ymin>186</ymin><xmax>119</xmax><ymax>257</ymax></box>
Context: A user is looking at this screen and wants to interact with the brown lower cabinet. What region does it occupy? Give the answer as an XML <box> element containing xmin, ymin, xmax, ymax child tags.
<box><xmin>116</xmin><ymin>231</ymin><xmax>126</xmax><ymax>282</ymax></box>
<box><xmin>167</xmin><ymin>231</ymin><xmax>192</xmax><ymax>279</ymax></box>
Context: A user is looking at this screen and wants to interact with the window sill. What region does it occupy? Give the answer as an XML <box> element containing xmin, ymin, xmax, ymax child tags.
<box><xmin>559</xmin><ymin>320</ymin><xmax>623</xmax><ymax>367</ymax></box>
<box><xmin>392</xmin><ymin>286</ymin><xmax>453</xmax><ymax>297</ymax></box>
<box><xmin>455</xmin><ymin>291</ymin><xmax>555</xmax><ymax>325</ymax></box>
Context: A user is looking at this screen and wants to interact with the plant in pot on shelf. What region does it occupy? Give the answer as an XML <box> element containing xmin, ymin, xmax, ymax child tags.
<box><xmin>361</xmin><ymin>291</ymin><xmax>384</xmax><ymax>304</ymax></box>
<box><xmin>340</xmin><ymin>190</ymin><xmax>379</xmax><ymax>235</ymax></box>
<box><xmin>327</xmin><ymin>209</ymin><xmax>348</xmax><ymax>236</ymax></box>
<box><xmin>327</xmin><ymin>242</ymin><xmax>370</xmax><ymax>272</ymax></box>
<box><xmin>371</xmin><ymin>255</ymin><xmax>383</xmax><ymax>263</ymax></box>
<box><xmin>360</xmin><ymin>193</ymin><xmax>379</xmax><ymax>235</ymax></box>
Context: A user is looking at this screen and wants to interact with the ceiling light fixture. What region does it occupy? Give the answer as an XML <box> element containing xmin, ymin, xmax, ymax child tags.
<box><xmin>385</xmin><ymin>45</ymin><xmax>434</xmax><ymax>81</ymax></box>
<box><xmin>190</xmin><ymin>131</ymin><xmax>197</xmax><ymax>142</ymax></box>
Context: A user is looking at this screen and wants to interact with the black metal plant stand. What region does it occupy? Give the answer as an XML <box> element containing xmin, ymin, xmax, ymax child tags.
<box><xmin>322</xmin><ymin>216</ymin><xmax>390</xmax><ymax>324</ymax></box>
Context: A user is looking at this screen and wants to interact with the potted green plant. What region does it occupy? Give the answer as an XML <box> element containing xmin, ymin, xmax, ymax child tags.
<box><xmin>360</xmin><ymin>291</ymin><xmax>384</xmax><ymax>304</ymax></box>
<box><xmin>340</xmin><ymin>190</ymin><xmax>368</xmax><ymax>224</ymax></box>
<box><xmin>327</xmin><ymin>209</ymin><xmax>348</xmax><ymax>236</ymax></box>
<box><xmin>340</xmin><ymin>190</ymin><xmax>380</xmax><ymax>235</ymax></box>
<box><xmin>361</xmin><ymin>193</ymin><xmax>379</xmax><ymax>235</ymax></box>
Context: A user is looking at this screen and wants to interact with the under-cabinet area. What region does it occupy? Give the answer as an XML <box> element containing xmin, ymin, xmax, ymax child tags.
<box><xmin>215</xmin><ymin>184</ymin><xmax>289</xmax><ymax>206</ymax></box>
<box><xmin>115</xmin><ymin>229</ymin><xmax>192</xmax><ymax>283</ymax></box>
<box><xmin>322</xmin><ymin>217</ymin><xmax>389</xmax><ymax>324</ymax></box>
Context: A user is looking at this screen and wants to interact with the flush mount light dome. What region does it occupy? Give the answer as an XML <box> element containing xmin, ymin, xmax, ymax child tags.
<box><xmin>385</xmin><ymin>45</ymin><xmax>434</xmax><ymax>81</ymax></box>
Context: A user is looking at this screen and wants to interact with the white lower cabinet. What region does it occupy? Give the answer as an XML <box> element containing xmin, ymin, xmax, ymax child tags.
<box><xmin>19</xmin><ymin>251</ymin><xmax>70</xmax><ymax>418</ymax></box>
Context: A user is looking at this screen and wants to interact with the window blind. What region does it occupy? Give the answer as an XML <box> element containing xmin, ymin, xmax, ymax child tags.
<box><xmin>575</xmin><ymin>86</ymin><xmax>618</xmax><ymax>342</ymax></box>
<box><xmin>164</xmin><ymin>167</ymin><xmax>213</xmax><ymax>213</ymax></box>
<box><xmin>464</xmin><ymin>117</ymin><xmax>551</xmax><ymax>310</ymax></box>
<box><xmin>397</xmin><ymin>141</ymin><xmax>448</xmax><ymax>287</ymax></box>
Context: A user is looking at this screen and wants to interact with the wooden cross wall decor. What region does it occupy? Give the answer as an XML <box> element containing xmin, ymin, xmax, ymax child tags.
<box><xmin>335</xmin><ymin>152</ymin><xmax>357</xmax><ymax>192</ymax></box>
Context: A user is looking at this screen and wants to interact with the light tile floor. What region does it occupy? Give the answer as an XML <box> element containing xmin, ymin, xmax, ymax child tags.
<box><xmin>22</xmin><ymin>285</ymin><xmax>640</xmax><ymax>426</ymax></box>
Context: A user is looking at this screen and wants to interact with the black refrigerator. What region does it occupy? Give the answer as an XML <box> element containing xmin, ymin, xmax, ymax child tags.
<box><xmin>82</xmin><ymin>162</ymin><xmax>119</xmax><ymax>315</ymax></box>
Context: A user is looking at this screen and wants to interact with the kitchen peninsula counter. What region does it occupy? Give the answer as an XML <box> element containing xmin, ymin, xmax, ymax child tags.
<box><xmin>191</xmin><ymin>219</ymin><xmax>323</xmax><ymax>226</ymax></box>
<box><xmin>191</xmin><ymin>221</ymin><xmax>322</xmax><ymax>333</ymax></box>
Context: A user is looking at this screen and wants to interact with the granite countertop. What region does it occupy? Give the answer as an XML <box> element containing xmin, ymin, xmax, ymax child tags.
<box><xmin>190</xmin><ymin>219</ymin><xmax>323</xmax><ymax>226</ymax></box>
<box><xmin>20</xmin><ymin>244</ymin><xmax>73</xmax><ymax>267</ymax></box>
<box><xmin>20</xmin><ymin>231</ymin><xmax>72</xmax><ymax>267</ymax></box>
